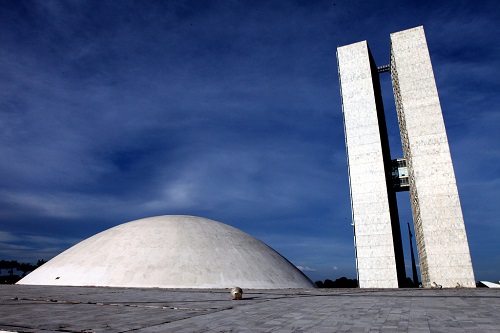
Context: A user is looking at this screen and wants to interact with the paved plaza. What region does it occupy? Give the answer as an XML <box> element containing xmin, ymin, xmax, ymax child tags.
<box><xmin>0</xmin><ymin>285</ymin><xmax>499</xmax><ymax>332</ymax></box>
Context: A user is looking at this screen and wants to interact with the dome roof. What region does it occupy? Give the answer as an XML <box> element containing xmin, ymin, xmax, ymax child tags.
<box><xmin>18</xmin><ymin>215</ymin><xmax>315</xmax><ymax>289</ymax></box>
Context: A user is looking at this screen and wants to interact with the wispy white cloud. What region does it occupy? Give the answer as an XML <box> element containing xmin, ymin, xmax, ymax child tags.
<box><xmin>0</xmin><ymin>230</ymin><xmax>79</xmax><ymax>263</ymax></box>
<box><xmin>297</xmin><ymin>266</ymin><xmax>316</xmax><ymax>272</ymax></box>
<box><xmin>0</xmin><ymin>231</ymin><xmax>19</xmax><ymax>243</ymax></box>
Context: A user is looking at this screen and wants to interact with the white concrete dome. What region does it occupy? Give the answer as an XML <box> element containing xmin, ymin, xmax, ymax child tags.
<box><xmin>18</xmin><ymin>215</ymin><xmax>315</xmax><ymax>289</ymax></box>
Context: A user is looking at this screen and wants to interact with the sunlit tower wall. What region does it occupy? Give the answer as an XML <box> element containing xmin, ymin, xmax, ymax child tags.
<box><xmin>390</xmin><ymin>26</ymin><xmax>475</xmax><ymax>288</ymax></box>
<box><xmin>337</xmin><ymin>41</ymin><xmax>405</xmax><ymax>288</ymax></box>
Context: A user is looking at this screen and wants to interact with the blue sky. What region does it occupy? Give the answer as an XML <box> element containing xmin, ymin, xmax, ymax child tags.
<box><xmin>0</xmin><ymin>0</ymin><xmax>498</xmax><ymax>283</ymax></box>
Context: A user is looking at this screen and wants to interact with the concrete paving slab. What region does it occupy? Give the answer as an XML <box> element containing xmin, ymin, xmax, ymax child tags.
<box><xmin>0</xmin><ymin>286</ymin><xmax>499</xmax><ymax>332</ymax></box>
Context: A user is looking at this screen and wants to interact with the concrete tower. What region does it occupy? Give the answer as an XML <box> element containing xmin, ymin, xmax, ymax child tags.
<box><xmin>337</xmin><ymin>41</ymin><xmax>405</xmax><ymax>288</ymax></box>
<box><xmin>337</xmin><ymin>26</ymin><xmax>475</xmax><ymax>288</ymax></box>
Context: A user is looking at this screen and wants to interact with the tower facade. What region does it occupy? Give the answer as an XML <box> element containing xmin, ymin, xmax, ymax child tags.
<box><xmin>337</xmin><ymin>26</ymin><xmax>475</xmax><ymax>288</ymax></box>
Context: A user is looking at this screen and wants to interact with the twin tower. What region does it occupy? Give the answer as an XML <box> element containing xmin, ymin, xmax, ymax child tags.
<box><xmin>337</xmin><ymin>26</ymin><xmax>475</xmax><ymax>288</ymax></box>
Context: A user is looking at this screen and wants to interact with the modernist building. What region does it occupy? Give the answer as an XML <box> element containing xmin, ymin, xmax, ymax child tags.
<box><xmin>18</xmin><ymin>215</ymin><xmax>315</xmax><ymax>289</ymax></box>
<box><xmin>337</xmin><ymin>26</ymin><xmax>475</xmax><ymax>288</ymax></box>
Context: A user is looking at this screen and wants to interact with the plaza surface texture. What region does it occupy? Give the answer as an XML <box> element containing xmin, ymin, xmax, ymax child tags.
<box><xmin>0</xmin><ymin>285</ymin><xmax>499</xmax><ymax>332</ymax></box>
